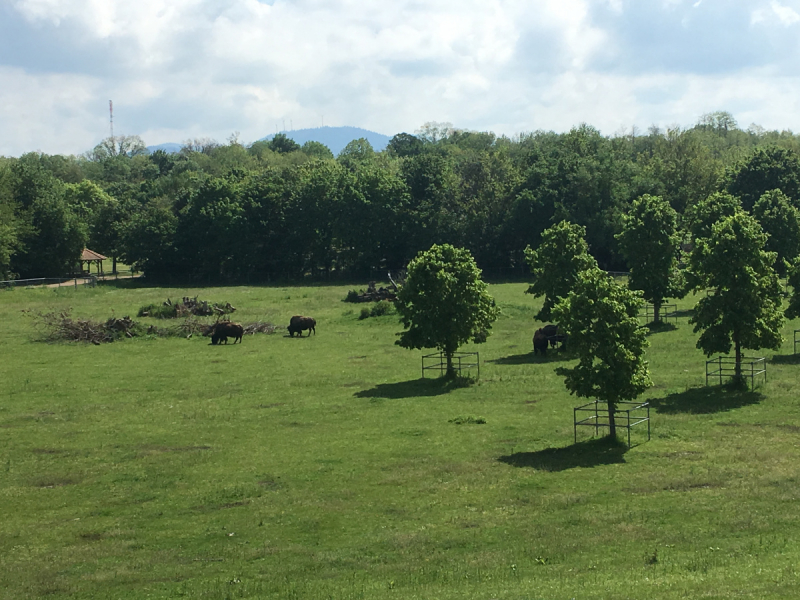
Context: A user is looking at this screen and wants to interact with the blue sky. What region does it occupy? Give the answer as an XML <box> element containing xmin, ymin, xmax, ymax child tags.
<box><xmin>1</xmin><ymin>0</ymin><xmax>800</xmax><ymax>156</ymax></box>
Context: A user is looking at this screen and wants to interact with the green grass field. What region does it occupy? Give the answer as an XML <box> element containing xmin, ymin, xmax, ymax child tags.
<box><xmin>1</xmin><ymin>280</ymin><xmax>800</xmax><ymax>599</ymax></box>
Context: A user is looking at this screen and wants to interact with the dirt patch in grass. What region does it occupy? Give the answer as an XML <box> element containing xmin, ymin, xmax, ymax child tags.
<box><xmin>32</xmin><ymin>475</ymin><xmax>79</xmax><ymax>488</ymax></box>
<box><xmin>138</xmin><ymin>444</ymin><xmax>211</xmax><ymax>455</ymax></box>
<box><xmin>258</xmin><ymin>478</ymin><xmax>282</xmax><ymax>490</ymax></box>
<box><xmin>31</xmin><ymin>447</ymin><xmax>70</xmax><ymax>455</ymax></box>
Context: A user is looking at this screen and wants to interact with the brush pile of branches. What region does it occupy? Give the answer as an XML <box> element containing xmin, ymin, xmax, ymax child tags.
<box><xmin>243</xmin><ymin>321</ymin><xmax>278</xmax><ymax>335</ymax></box>
<box><xmin>138</xmin><ymin>297</ymin><xmax>236</xmax><ymax>319</ymax></box>
<box><xmin>25</xmin><ymin>309</ymin><xmax>138</xmax><ymax>344</ymax></box>
<box><xmin>344</xmin><ymin>277</ymin><xmax>404</xmax><ymax>303</ymax></box>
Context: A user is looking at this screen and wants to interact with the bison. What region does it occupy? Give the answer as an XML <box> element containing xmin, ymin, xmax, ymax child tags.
<box><xmin>533</xmin><ymin>328</ymin><xmax>548</xmax><ymax>356</ymax></box>
<box><xmin>541</xmin><ymin>323</ymin><xmax>567</xmax><ymax>349</ymax></box>
<box><xmin>204</xmin><ymin>321</ymin><xmax>244</xmax><ymax>345</ymax></box>
<box><xmin>288</xmin><ymin>315</ymin><xmax>316</xmax><ymax>337</ymax></box>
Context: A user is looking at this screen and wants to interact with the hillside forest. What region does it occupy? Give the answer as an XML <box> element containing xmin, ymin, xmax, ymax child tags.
<box><xmin>2</xmin><ymin>112</ymin><xmax>800</xmax><ymax>283</ymax></box>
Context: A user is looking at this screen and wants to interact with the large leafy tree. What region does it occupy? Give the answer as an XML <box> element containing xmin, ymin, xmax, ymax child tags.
<box><xmin>524</xmin><ymin>220</ymin><xmax>598</xmax><ymax>322</ymax></box>
<box><xmin>688</xmin><ymin>211</ymin><xmax>784</xmax><ymax>379</ymax></box>
<box><xmin>751</xmin><ymin>189</ymin><xmax>800</xmax><ymax>276</ymax></box>
<box><xmin>9</xmin><ymin>155</ymin><xmax>87</xmax><ymax>278</ymax></box>
<box><xmin>552</xmin><ymin>268</ymin><xmax>652</xmax><ymax>439</ymax></box>
<box><xmin>726</xmin><ymin>146</ymin><xmax>800</xmax><ymax>211</ymax></box>
<box><xmin>616</xmin><ymin>194</ymin><xmax>684</xmax><ymax>322</ymax></box>
<box><xmin>395</xmin><ymin>244</ymin><xmax>499</xmax><ymax>376</ymax></box>
<box><xmin>686</xmin><ymin>191</ymin><xmax>741</xmax><ymax>243</ymax></box>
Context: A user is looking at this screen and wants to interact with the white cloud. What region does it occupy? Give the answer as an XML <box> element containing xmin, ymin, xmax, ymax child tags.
<box><xmin>1</xmin><ymin>0</ymin><xmax>800</xmax><ymax>156</ymax></box>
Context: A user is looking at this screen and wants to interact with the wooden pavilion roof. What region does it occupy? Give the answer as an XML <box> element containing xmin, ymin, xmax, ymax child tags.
<box><xmin>80</xmin><ymin>249</ymin><xmax>107</xmax><ymax>261</ymax></box>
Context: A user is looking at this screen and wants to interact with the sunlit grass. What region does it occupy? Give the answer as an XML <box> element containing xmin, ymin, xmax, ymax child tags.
<box><xmin>1</xmin><ymin>281</ymin><xmax>800</xmax><ymax>598</ymax></box>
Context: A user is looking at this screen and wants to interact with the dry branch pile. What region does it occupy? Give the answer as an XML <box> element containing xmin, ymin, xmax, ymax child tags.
<box><xmin>25</xmin><ymin>309</ymin><xmax>137</xmax><ymax>344</ymax></box>
<box><xmin>138</xmin><ymin>297</ymin><xmax>236</xmax><ymax>319</ymax></box>
<box><xmin>172</xmin><ymin>296</ymin><xmax>236</xmax><ymax>317</ymax></box>
<box><xmin>25</xmin><ymin>308</ymin><xmax>278</xmax><ymax>344</ymax></box>
<box><xmin>243</xmin><ymin>321</ymin><xmax>278</xmax><ymax>335</ymax></box>
<box><xmin>345</xmin><ymin>281</ymin><xmax>398</xmax><ymax>303</ymax></box>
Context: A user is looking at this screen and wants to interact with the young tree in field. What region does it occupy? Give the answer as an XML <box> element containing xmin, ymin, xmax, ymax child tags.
<box><xmin>395</xmin><ymin>244</ymin><xmax>499</xmax><ymax>377</ymax></box>
<box><xmin>752</xmin><ymin>189</ymin><xmax>800</xmax><ymax>276</ymax></box>
<box><xmin>552</xmin><ymin>268</ymin><xmax>652</xmax><ymax>439</ymax></box>
<box><xmin>616</xmin><ymin>194</ymin><xmax>685</xmax><ymax>323</ymax></box>
<box><xmin>524</xmin><ymin>220</ymin><xmax>597</xmax><ymax>322</ymax></box>
<box><xmin>688</xmin><ymin>211</ymin><xmax>784</xmax><ymax>380</ymax></box>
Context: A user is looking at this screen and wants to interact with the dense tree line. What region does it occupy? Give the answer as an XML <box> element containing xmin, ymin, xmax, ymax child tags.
<box><xmin>2</xmin><ymin>112</ymin><xmax>800</xmax><ymax>282</ymax></box>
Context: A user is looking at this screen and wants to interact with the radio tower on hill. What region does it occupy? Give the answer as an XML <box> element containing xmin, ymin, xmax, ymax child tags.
<box><xmin>109</xmin><ymin>100</ymin><xmax>115</xmax><ymax>154</ymax></box>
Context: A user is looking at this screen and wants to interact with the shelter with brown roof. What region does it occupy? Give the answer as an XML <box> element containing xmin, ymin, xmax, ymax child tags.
<box><xmin>79</xmin><ymin>249</ymin><xmax>107</xmax><ymax>275</ymax></box>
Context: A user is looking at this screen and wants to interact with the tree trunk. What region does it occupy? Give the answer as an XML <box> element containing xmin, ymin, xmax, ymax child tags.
<box><xmin>607</xmin><ymin>401</ymin><xmax>617</xmax><ymax>439</ymax></box>
<box><xmin>734</xmin><ymin>338</ymin><xmax>742</xmax><ymax>380</ymax></box>
<box><xmin>653</xmin><ymin>299</ymin><xmax>662</xmax><ymax>323</ymax></box>
<box><xmin>112</xmin><ymin>257</ymin><xmax>117</xmax><ymax>275</ymax></box>
<box><xmin>446</xmin><ymin>351</ymin><xmax>455</xmax><ymax>378</ymax></box>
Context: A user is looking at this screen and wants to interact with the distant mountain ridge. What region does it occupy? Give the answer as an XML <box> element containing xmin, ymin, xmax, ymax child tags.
<box><xmin>146</xmin><ymin>126</ymin><xmax>392</xmax><ymax>156</ymax></box>
<box><xmin>260</xmin><ymin>126</ymin><xmax>391</xmax><ymax>155</ymax></box>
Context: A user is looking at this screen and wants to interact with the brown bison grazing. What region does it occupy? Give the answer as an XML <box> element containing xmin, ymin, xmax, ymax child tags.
<box><xmin>288</xmin><ymin>315</ymin><xmax>316</xmax><ymax>337</ymax></box>
<box><xmin>533</xmin><ymin>328</ymin><xmax>548</xmax><ymax>356</ymax></box>
<box><xmin>204</xmin><ymin>321</ymin><xmax>244</xmax><ymax>345</ymax></box>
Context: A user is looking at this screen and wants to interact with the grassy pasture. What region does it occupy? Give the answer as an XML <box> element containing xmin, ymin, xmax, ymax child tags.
<box><xmin>1</xmin><ymin>281</ymin><xmax>800</xmax><ymax>599</ymax></box>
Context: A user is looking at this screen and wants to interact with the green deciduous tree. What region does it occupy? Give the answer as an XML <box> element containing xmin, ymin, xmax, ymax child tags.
<box><xmin>552</xmin><ymin>267</ymin><xmax>652</xmax><ymax>439</ymax></box>
<box><xmin>726</xmin><ymin>146</ymin><xmax>800</xmax><ymax>211</ymax></box>
<box><xmin>395</xmin><ymin>244</ymin><xmax>499</xmax><ymax>376</ymax></box>
<box><xmin>616</xmin><ymin>194</ymin><xmax>685</xmax><ymax>322</ymax></box>
<box><xmin>686</xmin><ymin>191</ymin><xmax>742</xmax><ymax>243</ymax></box>
<box><xmin>751</xmin><ymin>189</ymin><xmax>800</xmax><ymax>276</ymax></box>
<box><xmin>688</xmin><ymin>211</ymin><xmax>784</xmax><ymax>379</ymax></box>
<box><xmin>268</xmin><ymin>133</ymin><xmax>301</xmax><ymax>154</ymax></box>
<box><xmin>786</xmin><ymin>257</ymin><xmax>800</xmax><ymax>320</ymax></box>
<box><xmin>524</xmin><ymin>221</ymin><xmax>598</xmax><ymax>322</ymax></box>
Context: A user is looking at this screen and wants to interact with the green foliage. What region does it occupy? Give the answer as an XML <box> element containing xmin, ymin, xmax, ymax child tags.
<box><xmin>301</xmin><ymin>140</ymin><xmax>334</xmax><ymax>160</ymax></box>
<box><xmin>686</xmin><ymin>191</ymin><xmax>742</xmax><ymax>243</ymax></box>
<box><xmin>786</xmin><ymin>256</ymin><xmax>800</xmax><ymax>319</ymax></box>
<box><xmin>752</xmin><ymin>189</ymin><xmax>800</xmax><ymax>275</ymax></box>
<box><xmin>616</xmin><ymin>194</ymin><xmax>685</xmax><ymax>320</ymax></box>
<box><xmin>9</xmin><ymin>159</ymin><xmax>87</xmax><ymax>278</ymax></box>
<box><xmin>356</xmin><ymin>301</ymin><xmax>394</xmax><ymax>321</ymax></box>
<box><xmin>387</xmin><ymin>132</ymin><xmax>423</xmax><ymax>157</ymax></box>
<box><xmin>552</xmin><ymin>267</ymin><xmax>651</xmax><ymax>436</ymax></box>
<box><xmin>448</xmin><ymin>415</ymin><xmax>486</xmax><ymax>425</ymax></box>
<box><xmin>370</xmin><ymin>300</ymin><xmax>393</xmax><ymax>317</ymax></box>
<box><xmin>267</xmin><ymin>133</ymin><xmax>301</xmax><ymax>154</ymax></box>
<box><xmin>726</xmin><ymin>146</ymin><xmax>800</xmax><ymax>211</ymax></box>
<box><xmin>688</xmin><ymin>211</ymin><xmax>784</xmax><ymax>375</ymax></box>
<box><xmin>344</xmin><ymin>289</ymin><xmax>361</xmax><ymax>302</ymax></box>
<box><xmin>525</xmin><ymin>220</ymin><xmax>597</xmax><ymax>322</ymax></box>
<box><xmin>396</xmin><ymin>244</ymin><xmax>499</xmax><ymax>374</ymax></box>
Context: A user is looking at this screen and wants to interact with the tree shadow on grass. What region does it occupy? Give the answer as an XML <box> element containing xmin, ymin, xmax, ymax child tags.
<box><xmin>649</xmin><ymin>385</ymin><xmax>763</xmax><ymax>415</ymax></box>
<box><xmin>490</xmin><ymin>350</ymin><xmax>574</xmax><ymax>365</ymax></box>
<box><xmin>645</xmin><ymin>322</ymin><xmax>678</xmax><ymax>336</ymax></box>
<box><xmin>354</xmin><ymin>377</ymin><xmax>472</xmax><ymax>400</ymax></box>
<box><xmin>498</xmin><ymin>437</ymin><xmax>627</xmax><ymax>472</ymax></box>
<box><xmin>770</xmin><ymin>354</ymin><xmax>800</xmax><ymax>365</ymax></box>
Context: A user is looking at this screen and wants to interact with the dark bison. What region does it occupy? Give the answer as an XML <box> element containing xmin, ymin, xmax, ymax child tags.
<box><xmin>204</xmin><ymin>321</ymin><xmax>244</xmax><ymax>345</ymax></box>
<box><xmin>541</xmin><ymin>323</ymin><xmax>567</xmax><ymax>349</ymax></box>
<box><xmin>288</xmin><ymin>315</ymin><xmax>316</xmax><ymax>337</ymax></box>
<box><xmin>533</xmin><ymin>328</ymin><xmax>548</xmax><ymax>355</ymax></box>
